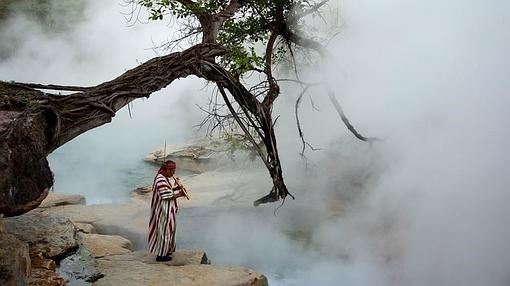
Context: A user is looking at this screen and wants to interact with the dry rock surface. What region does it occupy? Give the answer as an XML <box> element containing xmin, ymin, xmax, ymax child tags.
<box><xmin>34</xmin><ymin>203</ymin><xmax>148</xmax><ymax>249</ymax></box>
<box><xmin>74</xmin><ymin>222</ymin><xmax>97</xmax><ymax>234</ymax></box>
<box><xmin>1</xmin><ymin>193</ymin><xmax>268</xmax><ymax>286</ymax></box>
<box><xmin>95</xmin><ymin>252</ymin><xmax>267</xmax><ymax>286</ymax></box>
<box><xmin>110</xmin><ymin>250</ymin><xmax>210</xmax><ymax>266</ymax></box>
<box><xmin>2</xmin><ymin>211</ymin><xmax>79</xmax><ymax>285</ymax></box>
<box><xmin>144</xmin><ymin>137</ymin><xmax>259</xmax><ymax>173</ymax></box>
<box><xmin>144</xmin><ymin>138</ymin><xmax>222</xmax><ymax>173</ymax></box>
<box><xmin>4</xmin><ymin>213</ymin><xmax>78</xmax><ymax>259</ymax></box>
<box><xmin>80</xmin><ymin>233</ymin><xmax>133</xmax><ymax>258</ymax></box>
<box><xmin>0</xmin><ymin>232</ymin><xmax>31</xmax><ymax>286</ymax></box>
<box><xmin>38</xmin><ymin>192</ymin><xmax>86</xmax><ymax>208</ymax></box>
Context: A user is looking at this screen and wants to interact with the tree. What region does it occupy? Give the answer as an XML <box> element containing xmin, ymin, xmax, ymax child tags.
<box><xmin>0</xmin><ymin>0</ymin><xmax>371</xmax><ymax>216</ymax></box>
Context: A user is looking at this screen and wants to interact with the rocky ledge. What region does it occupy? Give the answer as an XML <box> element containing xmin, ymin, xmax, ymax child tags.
<box><xmin>94</xmin><ymin>251</ymin><xmax>266</xmax><ymax>286</ymax></box>
<box><xmin>0</xmin><ymin>194</ymin><xmax>268</xmax><ymax>286</ymax></box>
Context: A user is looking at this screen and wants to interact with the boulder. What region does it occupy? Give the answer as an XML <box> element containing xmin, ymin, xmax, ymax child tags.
<box><xmin>80</xmin><ymin>233</ymin><xmax>133</xmax><ymax>258</ymax></box>
<box><xmin>4</xmin><ymin>213</ymin><xmax>78</xmax><ymax>259</ymax></box>
<box><xmin>38</xmin><ymin>193</ymin><xmax>86</xmax><ymax>208</ymax></box>
<box><xmin>94</xmin><ymin>251</ymin><xmax>267</xmax><ymax>286</ymax></box>
<box><xmin>0</xmin><ymin>233</ymin><xmax>31</xmax><ymax>286</ymax></box>
<box><xmin>34</xmin><ymin>204</ymin><xmax>148</xmax><ymax>249</ymax></box>
<box><xmin>144</xmin><ymin>138</ymin><xmax>223</xmax><ymax>173</ymax></box>
<box><xmin>73</xmin><ymin>222</ymin><xmax>97</xmax><ymax>234</ymax></box>
<box><xmin>58</xmin><ymin>245</ymin><xmax>103</xmax><ymax>284</ymax></box>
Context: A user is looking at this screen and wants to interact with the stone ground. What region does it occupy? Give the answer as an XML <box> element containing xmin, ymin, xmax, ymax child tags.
<box><xmin>0</xmin><ymin>163</ymin><xmax>271</xmax><ymax>286</ymax></box>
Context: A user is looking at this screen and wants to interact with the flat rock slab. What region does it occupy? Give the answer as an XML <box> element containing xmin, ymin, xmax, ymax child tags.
<box><xmin>80</xmin><ymin>233</ymin><xmax>133</xmax><ymax>258</ymax></box>
<box><xmin>35</xmin><ymin>203</ymin><xmax>147</xmax><ymax>231</ymax></box>
<box><xmin>33</xmin><ymin>203</ymin><xmax>148</xmax><ymax>249</ymax></box>
<box><xmin>104</xmin><ymin>250</ymin><xmax>209</xmax><ymax>266</ymax></box>
<box><xmin>38</xmin><ymin>193</ymin><xmax>86</xmax><ymax>208</ymax></box>
<box><xmin>4</xmin><ymin>213</ymin><xmax>78</xmax><ymax>259</ymax></box>
<box><xmin>94</xmin><ymin>257</ymin><xmax>267</xmax><ymax>286</ymax></box>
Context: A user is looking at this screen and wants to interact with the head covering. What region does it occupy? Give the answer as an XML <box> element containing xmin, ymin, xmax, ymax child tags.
<box><xmin>158</xmin><ymin>160</ymin><xmax>176</xmax><ymax>173</ymax></box>
<box><xmin>162</xmin><ymin>160</ymin><xmax>176</xmax><ymax>169</ymax></box>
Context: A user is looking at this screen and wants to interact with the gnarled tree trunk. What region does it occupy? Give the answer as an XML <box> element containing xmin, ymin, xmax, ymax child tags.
<box><xmin>0</xmin><ymin>43</ymin><xmax>291</xmax><ymax>216</ymax></box>
<box><xmin>0</xmin><ymin>44</ymin><xmax>222</xmax><ymax>216</ymax></box>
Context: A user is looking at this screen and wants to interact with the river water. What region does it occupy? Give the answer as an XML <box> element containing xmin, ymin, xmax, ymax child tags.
<box><xmin>48</xmin><ymin>131</ymin><xmax>333</xmax><ymax>286</ymax></box>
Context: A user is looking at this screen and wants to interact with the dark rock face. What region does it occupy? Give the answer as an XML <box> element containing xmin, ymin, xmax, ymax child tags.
<box><xmin>0</xmin><ymin>83</ymin><xmax>54</xmax><ymax>216</ymax></box>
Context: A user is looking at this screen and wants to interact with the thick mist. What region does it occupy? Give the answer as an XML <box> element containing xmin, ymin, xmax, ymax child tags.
<box><xmin>0</xmin><ymin>0</ymin><xmax>206</xmax><ymax>202</ymax></box>
<box><xmin>198</xmin><ymin>1</ymin><xmax>510</xmax><ymax>285</ymax></box>
<box><xmin>1</xmin><ymin>1</ymin><xmax>510</xmax><ymax>285</ymax></box>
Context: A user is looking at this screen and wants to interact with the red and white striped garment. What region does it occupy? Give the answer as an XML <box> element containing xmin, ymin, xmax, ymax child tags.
<box><xmin>148</xmin><ymin>173</ymin><xmax>180</xmax><ymax>256</ymax></box>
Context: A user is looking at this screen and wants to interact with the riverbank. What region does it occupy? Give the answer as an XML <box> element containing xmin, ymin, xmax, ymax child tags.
<box><xmin>0</xmin><ymin>167</ymin><xmax>270</xmax><ymax>285</ymax></box>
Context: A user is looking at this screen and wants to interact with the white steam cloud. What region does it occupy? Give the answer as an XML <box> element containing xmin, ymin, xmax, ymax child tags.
<box><xmin>1</xmin><ymin>1</ymin><xmax>510</xmax><ymax>285</ymax></box>
<box><xmin>198</xmin><ymin>1</ymin><xmax>510</xmax><ymax>285</ymax></box>
<box><xmin>0</xmin><ymin>0</ymin><xmax>206</xmax><ymax>202</ymax></box>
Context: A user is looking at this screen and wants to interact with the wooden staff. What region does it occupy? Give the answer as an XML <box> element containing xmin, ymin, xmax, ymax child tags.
<box><xmin>172</xmin><ymin>176</ymin><xmax>190</xmax><ymax>200</ymax></box>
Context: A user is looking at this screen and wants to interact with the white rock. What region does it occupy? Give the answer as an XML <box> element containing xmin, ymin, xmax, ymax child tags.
<box><xmin>38</xmin><ymin>193</ymin><xmax>86</xmax><ymax>208</ymax></box>
<box><xmin>80</xmin><ymin>233</ymin><xmax>133</xmax><ymax>258</ymax></box>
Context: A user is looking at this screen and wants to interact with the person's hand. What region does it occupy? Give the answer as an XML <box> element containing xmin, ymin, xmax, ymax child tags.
<box><xmin>173</xmin><ymin>190</ymin><xmax>184</xmax><ymax>198</ymax></box>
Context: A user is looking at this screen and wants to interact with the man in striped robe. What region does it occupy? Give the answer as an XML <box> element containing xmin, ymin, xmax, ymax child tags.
<box><xmin>148</xmin><ymin>160</ymin><xmax>185</xmax><ymax>262</ymax></box>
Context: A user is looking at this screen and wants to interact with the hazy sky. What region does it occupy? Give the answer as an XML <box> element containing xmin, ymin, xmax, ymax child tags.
<box><xmin>1</xmin><ymin>1</ymin><xmax>509</xmax><ymax>285</ymax></box>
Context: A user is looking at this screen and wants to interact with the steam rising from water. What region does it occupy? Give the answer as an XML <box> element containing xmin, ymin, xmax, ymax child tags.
<box><xmin>1</xmin><ymin>0</ymin><xmax>510</xmax><ymax>285</ymax></box>
<box><xmin>0</xmin><ymin>0</ymin><xmax>205</xmax><ymax>202</ymax></box>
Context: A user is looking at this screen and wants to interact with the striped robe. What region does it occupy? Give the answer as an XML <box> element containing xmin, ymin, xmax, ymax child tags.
<box><xmin>148</xmin><ymin>173</ymin><xmax>180</xmax><ymax>256</ymax></box>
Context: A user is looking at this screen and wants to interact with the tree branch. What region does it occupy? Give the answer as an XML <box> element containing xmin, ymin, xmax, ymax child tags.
<box><xmin>176</xmin><ymin>0</ymin><xmax>196</xmax><ymax>7</ymax></box>
<box><xmin>11</xmin><ymin>82</ymin><xmax>91</xmax><ymax>92</ymax></box>
<box><xmin>281</xmin><ymin>27</ymin><xmax>377</xmax><ymax>143</ymax></box>
<box><xmin>327</xmin><ymin>91</ymin><xmax>377</xmax><ymax>142</ymax></box>
<box><xmin>217</xmin><ymin>0</ymin><xmax>243</xmax><ymax>21</ymax></box>
<box><xmin>288</xmin><ymin>0</ymin><xmax>330</xmax><ymax>24</ymax></box>
<box><xmin>262</xmin><ymin>31</ymin><xmax>279</xmax><ymax>106</ymax></box>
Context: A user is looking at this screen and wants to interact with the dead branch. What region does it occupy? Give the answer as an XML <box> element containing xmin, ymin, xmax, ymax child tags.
<box><xmin>295</xmin><ymin>86</ymin><xmax>320</xmax><ymax>156</ymax></box>
<box><xmin>327</xmin><ymin>91</ymin><xmax>377</xmax><ymax>142</ymax></box>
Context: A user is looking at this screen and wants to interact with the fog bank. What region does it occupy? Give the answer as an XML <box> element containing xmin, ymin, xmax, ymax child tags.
<box><xmin>1</xmin><ymin>1</ymin><xmax>509</xmax><ymax>285</ymax></box>
<box><xmin>200</xmin><ymin>1</ymin><xmax>510</xmax><ymax>285</ymax></box>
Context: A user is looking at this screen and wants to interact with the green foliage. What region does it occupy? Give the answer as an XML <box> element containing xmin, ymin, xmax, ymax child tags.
<box><xmin>139</xmin><ymin>0</ymin><xmax>228</xmax><ymax>21</ymax></box>
<box><xmin>137</xmin><ymin>0</ymin><xmax>323</xmax><ymax>77</ymax></box>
